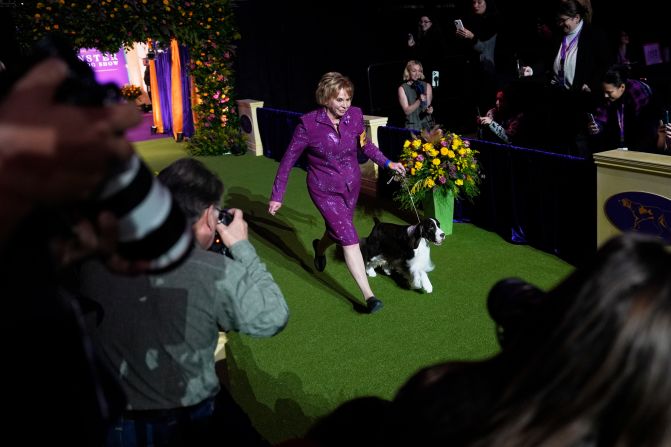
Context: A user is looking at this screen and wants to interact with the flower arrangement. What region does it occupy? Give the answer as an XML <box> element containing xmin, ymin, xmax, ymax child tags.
<box><xmin>394</xmin><ymin>127</ymin><xmax>481</xmax><ymax>210</ymax></box>
<box><xmin>120</xmin><ymin>84</ymin><xmax>143</xmax><ymax>102</ymax></box>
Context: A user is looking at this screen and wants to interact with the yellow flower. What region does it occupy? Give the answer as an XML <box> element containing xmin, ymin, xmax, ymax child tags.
<box><xmin>410</xmin><ymin>168</ymin><xmax>416</xmax><ymax>175</ymax></box>
<box><xmin>403</xmin><ymin>140</ymin><xmax>411</xmax><ymax>148</ymax></box>
<box><xmin>411</xmin><ymin>151</ymin><xmax>418</xmax><ymax>158</ymax></box>
<box><xmin>447</xmin><ymin>150</ymin><xmax>455</xmax><ymax>159</ymax></box>
<box><xmin>456</xmin><ymin>179</ymin><xmax>464</xmax><ymax>186</ymax></box>
<box><xmin>414</xmin><ymin>161</ymin><xmax>423</xmax><ymax>169</ymax></box>
<box><xmin>426</xmin><ymin>178</ymin><xmax>435</xmax><ymax>188</ymax></box>
<box><xmin>432</xmin><ymin>158</ymin><xmax>440</xmax><ymax>166</ymax></box>
<box><xmin>412</xmin><ymin>139</ymin><xmax>422</xmax><ymax>149</ymax></box>
<box><xmin>459</xmin><ymin>148</ymin><xmax>467</xmax><ymax>156</ymax></box>
<box><xmin>440</xmin><ymin>147</ymin><xmax>449</xmax><ymax>156</ymax></box>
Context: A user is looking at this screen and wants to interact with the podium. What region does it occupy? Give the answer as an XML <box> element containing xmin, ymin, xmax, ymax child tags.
<box><xmin>236</xmin><ymin>99</ymin><xmax>264</xmax><ymax>156</ymax></box>
<box><xmin>593</xmin><ymin>149</ymin><xmax>671</xmax><ymax>247</ymax></box>
<box><xmin>360</xmin><ymin>115</ymin><xmax>388</xmax><ymax>197</ymax></box>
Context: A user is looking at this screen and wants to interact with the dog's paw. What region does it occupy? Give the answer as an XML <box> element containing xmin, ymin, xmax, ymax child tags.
<box><xmin>366</xmin><ymin>268</ymin><xmax>377</xmax><ymax>277</ymax></box>
<box><xmin>423</xmin><ymin>283</ymin><xmax>433</xmax><ymax>293</ymax></box>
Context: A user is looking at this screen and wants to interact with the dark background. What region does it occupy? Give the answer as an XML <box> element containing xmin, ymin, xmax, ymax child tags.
<box><xmin>233</xmin><ymin>0</ymin><xmax>670</xmax><ymax>129</ymax></box>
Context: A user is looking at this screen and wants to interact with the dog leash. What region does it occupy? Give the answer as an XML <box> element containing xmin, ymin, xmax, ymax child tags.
<box><xmin>388</xmin><ymin>174</ymin><xmax>421</xmax><ymax>224</ymax></box>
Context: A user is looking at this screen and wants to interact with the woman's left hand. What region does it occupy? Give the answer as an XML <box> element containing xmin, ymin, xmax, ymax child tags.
<box><xmin>389</xmin><ymin>161</ymin><xmax>406</xmax><ymax>176</ymax></box>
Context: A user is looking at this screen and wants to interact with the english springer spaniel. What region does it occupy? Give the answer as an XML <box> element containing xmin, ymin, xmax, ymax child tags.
<box><xmin>361</xmin><ymin>217</ymin><xmax>445</xmax><ymax>293</ymax></box>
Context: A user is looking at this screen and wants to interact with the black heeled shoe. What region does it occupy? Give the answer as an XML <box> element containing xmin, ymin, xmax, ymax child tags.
<box><xmin>366</xmin><ymin>296</ymin><xmax>383</xmax><ymax>313</ymax></box>
<box><xmin>312</xmin><ymin>239</ymin><xmax>326</xmax><ymax>272</ymax></box>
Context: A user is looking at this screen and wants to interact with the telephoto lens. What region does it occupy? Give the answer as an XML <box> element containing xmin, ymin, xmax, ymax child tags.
<box><xmin>94</xmin><ymin>156</ymin><xmax>194</xmax><ymax>272</ymax></box>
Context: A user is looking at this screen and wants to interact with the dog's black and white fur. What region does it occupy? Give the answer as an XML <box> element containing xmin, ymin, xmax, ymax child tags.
<box><xmin>361</xmin><ymin>217</ymin><xmax>445</xmax><ymax>293</ymax></box>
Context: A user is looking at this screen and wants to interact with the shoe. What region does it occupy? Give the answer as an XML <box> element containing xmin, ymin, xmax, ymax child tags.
<box><xmin>312</xmin><ymin>239</ymin><xmax>326</xmax><ymax>272</ymax></box>
<box><xmin>366</xmin><ymin>296</ymin><xmax>384</xmax><ymax>314</ymax></box>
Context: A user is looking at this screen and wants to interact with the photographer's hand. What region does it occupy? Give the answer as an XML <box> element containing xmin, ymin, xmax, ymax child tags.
<box><xmin>216</xmin><ymin>208</ymin><xmax>248</xmax><ymax>248</ymax></box>
<box><xmin>0</xmin><ymin>58</ymin><xmax>140</xmax><ymax>241</ymax></box>
<box><xmin>0</xmin><ymin>58</ymin><xmax>140</xmax><ymax>205</ymax></box>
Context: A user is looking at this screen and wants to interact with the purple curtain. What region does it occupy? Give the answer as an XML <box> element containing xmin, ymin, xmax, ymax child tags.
<box><xmin>155</xmin><ymin>50</ymin><xmax>173</xmax><ymax>134</ymax></box>
<box><xmin>178</xmin><ymin>44</ymin><xmax>195</xmax><ymax>137</ymax></box>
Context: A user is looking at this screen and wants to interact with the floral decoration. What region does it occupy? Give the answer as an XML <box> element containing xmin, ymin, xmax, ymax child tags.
<box><xmin>12</xmin><ymin>0</ymin><xmax>245</xmax><ymax>155</ymax></box>
<box><xmin>120</xmin><ymin>84</ymin><xmax>142</xmax><ymax>102</ymax></box>
<box><xmin>395</xmin><ymin>127</ymin><xmax>481</xmax><ymax>209</ymax></box>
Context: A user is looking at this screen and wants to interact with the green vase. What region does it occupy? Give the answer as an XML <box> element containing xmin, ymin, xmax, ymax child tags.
<box><xmin>422</xmin><ymin>189</ymin><xmax>454</xmax><ymax>235</ymax></box>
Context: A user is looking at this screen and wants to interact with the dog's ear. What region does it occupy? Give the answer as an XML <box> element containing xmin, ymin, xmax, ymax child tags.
<box><xmin>409</xmin><ymin>225</ymin><xmax>422</xmax><ymax>249</ymax></box>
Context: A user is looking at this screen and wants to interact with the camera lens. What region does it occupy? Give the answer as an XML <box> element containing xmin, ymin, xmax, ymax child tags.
<box><xmin>95</xmin><ymin>155</ymin><xmax>193</xmax><ymax>273</ymax></box>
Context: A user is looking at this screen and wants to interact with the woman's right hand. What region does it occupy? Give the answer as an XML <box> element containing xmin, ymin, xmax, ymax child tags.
<box><xmin>268</xmin><ymin>200</ymin><xmax>282</xmax><ymax>216</ymax></box>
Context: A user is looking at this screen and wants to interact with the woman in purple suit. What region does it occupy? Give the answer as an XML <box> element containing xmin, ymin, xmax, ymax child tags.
<box><xmin>268</xmin><ymin>72</ymin><xmax>405</xmax><ymax>313</ymax></box>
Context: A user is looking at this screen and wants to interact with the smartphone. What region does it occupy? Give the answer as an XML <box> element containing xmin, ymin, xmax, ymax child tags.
<box><xmin>432</xmin><ymin>70</ymin><xmax>440</xmax><ymax>88</ymax></box>
<box><xmin>587</xmin><ymin>113</ymin><xmax>597</xmax><ymax>127</ymax></box>
<box><xmin>454</xmin><ymin>19</ymin><xmax>464</xmax><ymax>30</ymax></box>
<box><xmin>664</xmin><ymin>110</ymin><xmax>670</xmax><ymax>125</ymax></box>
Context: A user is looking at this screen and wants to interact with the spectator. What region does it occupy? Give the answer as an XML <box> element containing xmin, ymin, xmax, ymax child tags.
<box><xmin>476</xmin><ymin>89</ymin><xmax>523</xmax><ymax>144</ymax></box>
<box><xmin>76</xmin><ymin>158</ymin><xmax>289</xmax><ymax>446</ymax></box>
<box><xmin>407</xmin><ymin>13</ymin><xmax>448</xmax><ymax>82</ymax></box>
<box><xmin>398</xmin><ymin>60</ymin><xmax>435</xmax><ymax>131</ymax></box>
<box><xmin>587</xmin><ymin>65</ymin><xmax>659</xmax><ymax>151</ymax></box>
<box><xmin>455</xmin><ymin>0</ymin><xmax>502</xmax><ymax>113</ymax></box>
<box><xmin>611</xmin><ymin>29</ymin><xmax>643</xmax><ymax>70</ymax></box>
<box><xmin>521</xmin><ymin>0</ymin><xmax>608</xmax><ymax>153</ymax></box>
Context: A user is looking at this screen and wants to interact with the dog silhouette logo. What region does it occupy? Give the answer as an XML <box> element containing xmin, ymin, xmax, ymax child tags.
<box><xmin>605</xmin><ymin>192</ymin><xmax>671</xmax><ymax>243</ymax></box>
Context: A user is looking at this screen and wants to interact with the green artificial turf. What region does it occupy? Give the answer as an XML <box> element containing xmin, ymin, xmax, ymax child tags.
<box><xmin>135</xmin><ymin>139</ymin><xmax>573</xmax><ymax>443</ymax></box>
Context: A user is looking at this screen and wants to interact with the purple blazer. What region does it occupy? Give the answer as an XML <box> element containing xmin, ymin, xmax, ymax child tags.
<box><xmin>271</xmin><ymin>107</ymin><xmax>389</xmax><ymax>203</ymax></box>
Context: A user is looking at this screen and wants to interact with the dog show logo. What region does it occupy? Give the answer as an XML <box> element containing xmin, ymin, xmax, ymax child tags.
<box><xmin>604</xmin><ymin>191</ymin><xmax>671</xmax><ymax>244</ymax></box>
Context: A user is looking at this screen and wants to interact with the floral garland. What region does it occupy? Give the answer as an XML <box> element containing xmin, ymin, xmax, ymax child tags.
<box><xmin>395</xmin><ymin>128</ymin><xmax>481</xmax><ymax>210</ymax></box>
<box><xmin>12</xmin><ymin>0</ymin><xmax>245</xmax><ymax>155</ymax></box>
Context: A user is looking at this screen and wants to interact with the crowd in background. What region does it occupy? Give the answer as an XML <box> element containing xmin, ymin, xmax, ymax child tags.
<box><xmin>399</xmin><ymin>0</ymin><xmax>671</xmax><ymax>155</ymax></box>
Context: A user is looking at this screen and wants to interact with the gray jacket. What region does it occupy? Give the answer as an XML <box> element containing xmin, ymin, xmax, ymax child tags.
<box><xmin>78</xmin><ymin>241</ymin><xmax>289</xmax><ymax>410</ymax></box>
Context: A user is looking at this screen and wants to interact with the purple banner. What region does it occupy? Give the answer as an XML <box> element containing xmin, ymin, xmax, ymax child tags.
<box><xmin>78</xmin><ymin>48</ymin><xmax>129</xmax><ymax>87</ymax></box>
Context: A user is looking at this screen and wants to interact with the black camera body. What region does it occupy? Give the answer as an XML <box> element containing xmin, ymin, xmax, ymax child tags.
<box><xmin>209</xmin><ymin>208</ymin><xmax>233</xmax><ymax>258</ymax></box>
<box><xmin>218</xmin><ymin>208</ymin><xmax>233</xmax><ymax>225</ymax></box>
<box><xmin>27</xmin><ymin>35</ymin><xmax>193</xmax><ymax>272</ymax></box>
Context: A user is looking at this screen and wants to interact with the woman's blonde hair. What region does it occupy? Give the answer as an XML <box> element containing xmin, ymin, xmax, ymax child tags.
<box><xmin>402</xmin><ymin>60</ymin><xmax>425</xmax><ymax>81</ymax></box>
<box><xmin>315</xmin><ymin>72</ymin><xmax>354</xmax><ymax>106</ymax></box>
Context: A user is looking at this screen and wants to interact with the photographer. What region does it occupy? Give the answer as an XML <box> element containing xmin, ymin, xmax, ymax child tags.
<box><xmin>76</xmin><ymin>158</ymin><xmax>289</xmax><ymax>446</ymax></box>
<box><xmin>398</xmin><ymin>60</ymin><xmax>435</xmax><ymax>131</ymax></box>
<box><xmin>1</xmin><ymin>52</ymin><xmax>146</xmax><ymax>444</ymax></box>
